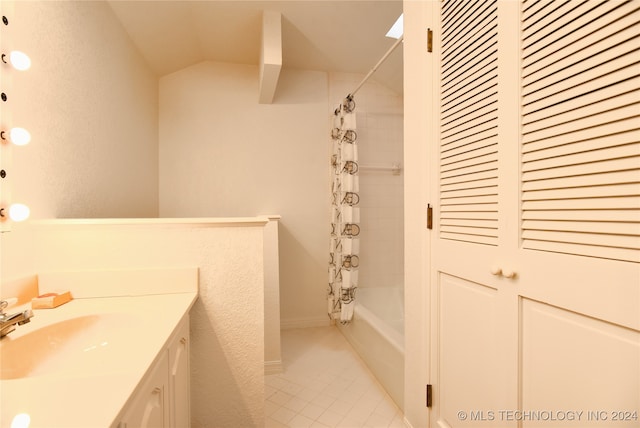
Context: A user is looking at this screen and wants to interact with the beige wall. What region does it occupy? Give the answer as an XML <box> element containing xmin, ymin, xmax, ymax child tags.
<box><xmin>1</xmin><ymin>0</ymin><xmax>158</xmax><ymax>282</ymax></box>
<box><xmin>159</xmin><ymin>63</ymin><xmax>331</xmax><ymax>327</ymax></box>
<box><xmin>158</xmin><ymin>65</ymin><xmax>404</xmax><ymax>328</ymax></box>
<box><xmin>3</xmin><ymin>1</ymin><xmax>159</xmax><ymax>220</ymax></box>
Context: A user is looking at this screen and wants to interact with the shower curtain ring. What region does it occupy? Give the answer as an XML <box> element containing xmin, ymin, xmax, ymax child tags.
<box><xmin>343</xmin><ymin>224</ymin><xmax>360</xmax><ymax>237</ymax></box>
<box><xmin>343</xmin><ymin>255</ymin><xmax>360</xmax><ymax>269</ymax></box>
<box><xmin>342</xmin><ymin>192</ymin><xmax>359</xmax><ymax>206</ymax></box>
<box><xmin>343</xmin><ymin>130</ymin><xmax>357</xmax><ymax>143</ymax></box>
<box><xmin>343</xmin><ymin>161</ymin><xmax>358</xmax><ymax>174</ymax></box>
<box><xmin>340</xmin><ymin>287</ymin><xmax>356</xmax><ymax>303</ymax></box>
<box><xmin>343</xmin><ymin>96</ymin><xmax>356</xmax><ymax>113</ymax></box>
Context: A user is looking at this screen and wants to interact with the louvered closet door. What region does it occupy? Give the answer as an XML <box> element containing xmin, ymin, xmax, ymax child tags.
<box><xmin>517</xmin><ymin>1</ymin><xmax>640</xmax><ymax>423</ymax></box>
<box><xmin>432</xmin><ymin>2</ymin><xmax>516</xmax><ymax>427</ymax></box>
<box><xmin>431</xmin><ymin>2</ymin><xmax>640</xmax><ymax>428</ymax></box>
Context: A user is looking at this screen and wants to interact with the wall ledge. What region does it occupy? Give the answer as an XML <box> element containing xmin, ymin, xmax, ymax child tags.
<box><xmin>28</xmin><ymin>217</ymin><xmax>270</xmax><ymax>228</ymax></box>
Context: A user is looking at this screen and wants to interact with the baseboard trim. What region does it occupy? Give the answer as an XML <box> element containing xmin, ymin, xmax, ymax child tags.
<box><xmin>280</xmin><ymin>317</ymin><xmax>330</xmax><ymax>330</ymax></box>
<box><xmin>264</xmin><ymin>360</ymin><xmax>283</xmax><ymax>375</ymax></box>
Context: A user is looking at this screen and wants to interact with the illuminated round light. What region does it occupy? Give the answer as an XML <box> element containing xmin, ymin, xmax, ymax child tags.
<box><xmin>9</xmin><ymin>203</ymin><xmax>30</xmax><ymax>222</ymax></box>
<box><xmin>9</xmin><ymin>51</ymin><xmax>31</xmax><ymax>71</ymax></box>
<box><xmin>9</xmin><ymin>127</ymin><xmax>30</xmax><ymax>145</ymax></box>
<box><xmin>10</xmin><ymin>413</ymin><xmax>30</xmax><ymax>428</ymax></box>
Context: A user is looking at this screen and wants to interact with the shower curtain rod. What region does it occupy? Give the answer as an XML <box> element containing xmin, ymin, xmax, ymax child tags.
<box><xmin>348</xmin><ymin>35</ymin><xmax>403</xmax><ymax>99</ymax></box>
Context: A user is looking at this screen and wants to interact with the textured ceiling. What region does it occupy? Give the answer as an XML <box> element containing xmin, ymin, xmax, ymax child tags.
<box><xmin>107</xmin><ymin>0</ymin><xmax>403</xmax><ymax>94</ymax></box>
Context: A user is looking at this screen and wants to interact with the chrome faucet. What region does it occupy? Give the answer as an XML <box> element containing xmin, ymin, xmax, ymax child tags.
<box><xmin>0</xmin><ymin>300</ymin><xmax>34</xmax><ymax>338</ymax></box>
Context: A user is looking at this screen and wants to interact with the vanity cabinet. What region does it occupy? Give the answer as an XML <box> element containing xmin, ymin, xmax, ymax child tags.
<box><xmin>117</xmin><ymin>354</ymin><xmax>169</xmax><ymax>428</ymax></box>
<box><xmin>168</xmin><ymin>315</ymin><xmax>190</xmax><ymax>428</ymax></box>
<box><xmin>115</xmin><ymin>314</ymin><xmax>190</xmax><ymax>428</ymax></box>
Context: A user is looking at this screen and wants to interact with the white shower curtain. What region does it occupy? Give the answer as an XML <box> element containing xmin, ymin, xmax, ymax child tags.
<box><xmin>328</xmin><ymin>96</ymin><xmax>360</xmax><ymax>323</ymax></box>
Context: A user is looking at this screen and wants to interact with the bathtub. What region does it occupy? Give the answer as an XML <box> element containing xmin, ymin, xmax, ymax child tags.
<box><xmin>338</xmin><ymin>287</ymin><xmax>404</xmax><ymax>410</ymax></box>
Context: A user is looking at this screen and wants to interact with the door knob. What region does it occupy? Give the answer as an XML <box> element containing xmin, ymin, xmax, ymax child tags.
<box><xmin>490</xmin><ymin>266</ymin><xmax>516</xmax><ymax>278</ymax></box>
<box><xmin>502</xmin><ymin>269</ymin><xmax>516</xmax><ymax>279</ymax></box>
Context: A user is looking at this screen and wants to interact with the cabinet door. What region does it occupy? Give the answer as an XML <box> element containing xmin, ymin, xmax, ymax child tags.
<box><xmin>120</xmin><ymin>354</ymin><xmax>169</xmax><ymax>428</ymax></box>
<box><xmin>169</xmin><ymin>316</ymin><xmax>190</xmax><ymax>428</ymax></box>
<box><xmin>430</xmin><ymin>2</ymin><xmax>640</xmax><ymax>427</ymax></box>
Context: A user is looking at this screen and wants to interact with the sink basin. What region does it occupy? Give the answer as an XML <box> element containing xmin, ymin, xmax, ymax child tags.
<box><xmin>0</xmin><ymin>313</ymin><xmax>138</xmax><ymax>380</ymax></box>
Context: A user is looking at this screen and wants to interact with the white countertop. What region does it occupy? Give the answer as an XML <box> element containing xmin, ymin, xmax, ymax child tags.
<box><xmin>0</xmin><ymin>292</ymin><xmax>197</xmax><ymax>428</ymax></box>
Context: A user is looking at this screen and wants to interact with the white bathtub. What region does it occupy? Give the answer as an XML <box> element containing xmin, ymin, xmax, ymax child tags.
<box><xmin>338</xmin><ymin>287</ymin><xmax>404</xmax><ymax>410</ymax></box>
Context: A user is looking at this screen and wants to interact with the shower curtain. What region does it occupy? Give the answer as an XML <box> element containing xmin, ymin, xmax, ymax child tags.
<box><xmin>328</xmin><ymin>95</ymin><xmax>360</xmax><ymax>323</ymax></box>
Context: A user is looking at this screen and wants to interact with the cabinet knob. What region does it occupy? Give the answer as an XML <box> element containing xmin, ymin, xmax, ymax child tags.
<box><xmin>490</xmin><ymin>266</ymin><xmax>502</xmax><ymax>276</ymax></box>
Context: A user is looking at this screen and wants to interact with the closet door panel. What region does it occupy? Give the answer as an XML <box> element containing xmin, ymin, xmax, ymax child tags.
<box><xmin>432</xmin><ymin>2</ymin><xmax>516</xmax><ymax>427</ymax></box>
<box><xmin>439</xmin><ymin>0</ymin><xmax>500</xmax><ymax>247</ymax></box>
<box><xmin>517</xmin><ymin>3</ymin><xmax>640</xmax><ymax>408</ymax></box>
<box><xmin>437</xmin><ymin>274</ymin><xmax>509</xmax><ymax>428</ymax></box>
<box><xmin>522</xmin><ymin>299</ymin><xmax>640</xmax><ymax>427</ymax></box>
<box><xmin>521</xmin><ymin>1</ymin><xmax>638</xmax><ymax>72</ymax></box>
<box><xmin>521</xmin><ymin>0</ymin><xmax>640</xmax><ymax>266</ymax></box>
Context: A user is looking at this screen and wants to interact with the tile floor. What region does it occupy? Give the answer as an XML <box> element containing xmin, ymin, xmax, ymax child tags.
<box><xmin>265</xmin><ymin>326</ymin><xmax>405</xmax><ymax>428</ymax></box>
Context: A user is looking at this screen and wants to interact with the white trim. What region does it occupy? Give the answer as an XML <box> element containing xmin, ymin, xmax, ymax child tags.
<box><xmin>264</xmin><ymin>360</ymin><xmax>283</xmax><ymax>375</ymax></box>
<box><xmin>280</xmin><ymin>317</ymin><xmax>330</xmax><ymax>330</ymax></box>
<box><xmin>29</xmin><ymin>217</ymin><xmax>269</xmax><ymax>228</ymax></box>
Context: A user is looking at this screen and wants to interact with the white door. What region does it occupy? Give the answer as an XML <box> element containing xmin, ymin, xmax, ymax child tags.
<box><xmin>430</xmin><ymin>2</ymin><xmax>640</xmax><ymax>427</ymax></box>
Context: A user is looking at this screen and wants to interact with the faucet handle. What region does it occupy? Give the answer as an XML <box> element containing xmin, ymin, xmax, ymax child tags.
<box><xmin>0</xmin><ymin>298</ymin><xmax>18</xmax><ymax>313</ymax></box>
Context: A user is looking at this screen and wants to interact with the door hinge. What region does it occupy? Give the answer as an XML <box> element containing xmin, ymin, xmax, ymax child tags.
<box><xmin>427</xmin><ymin>28</ymin><xmax>433</xmax><ymax>53</ymax></box>
<box><xmin>426</xmin><ymin>384</ymin><xmax>433</xmax><ymax>407</ymax></box>
<box><xmin>427</xmin><ymin>204</ymin><xmax>433</xmax><ymax>230</ymax></box>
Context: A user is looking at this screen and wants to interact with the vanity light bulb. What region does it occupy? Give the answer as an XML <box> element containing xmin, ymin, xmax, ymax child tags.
<box><xmin>10</xmin><ymin>127</ymin><xmax>30</xmax><ymax>145</ymax></box>
<box><xmin>8</xmin><ymin>203</ymin><xmax>30</xmax><ymax>222</ymax></box>
<box><xmin>9</xmin><ymin>51</ymin><xmax>31</xmax><ymax>71</ymax></box>
<box><xmin>10</xmin><ymin>413</ymin><xmax>30</xmax><ymax>428</ymax></box>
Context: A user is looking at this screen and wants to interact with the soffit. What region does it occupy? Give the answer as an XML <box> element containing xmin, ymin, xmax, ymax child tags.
<box><xmin>107</xmin><ymin>0</ymin><xmax>403</xmax><ymax>94</ymax></box>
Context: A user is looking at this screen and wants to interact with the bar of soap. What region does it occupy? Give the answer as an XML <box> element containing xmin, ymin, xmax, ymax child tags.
<box><xmin>32</xmin><ymin>291</ymin><xmax>72</xmax><ymax>309</ymax></box>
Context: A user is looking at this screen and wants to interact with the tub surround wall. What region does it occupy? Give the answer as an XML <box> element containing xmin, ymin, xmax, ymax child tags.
<box><xmin>6</xmin><ymin>218</ymin><xmax>267</xmax><ymax>428</ymax></box>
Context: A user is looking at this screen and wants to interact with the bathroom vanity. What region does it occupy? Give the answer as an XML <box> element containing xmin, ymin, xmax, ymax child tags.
<box><xmin>0</xmin><ymin>277</ymin><xmax>197</xmax><ymax>428</ymax></box>
<box><xmin>2</xmin><ymin>217</ymin><xmax>268</xmax><ymax>426</ymax></box>
<box><xmin>114</xmin><ymin>311</ymin><xmax>191</xmax><ymax>428</ymax></box>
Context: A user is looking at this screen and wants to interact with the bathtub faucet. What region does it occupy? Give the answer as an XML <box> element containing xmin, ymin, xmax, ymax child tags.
<box><xmin>0</xmin><ymin>300</ymin><xmax>34</xmax><ymax>338</ymax></box>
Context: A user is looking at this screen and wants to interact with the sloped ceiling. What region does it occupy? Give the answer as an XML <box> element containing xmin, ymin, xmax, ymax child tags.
<box><xmin>107</xmin><ymin>0</ymin><xmax>403</xmax><ymax>94</ymax></box>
